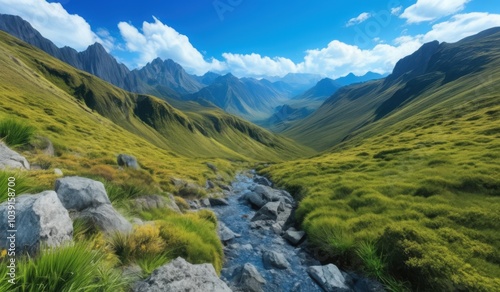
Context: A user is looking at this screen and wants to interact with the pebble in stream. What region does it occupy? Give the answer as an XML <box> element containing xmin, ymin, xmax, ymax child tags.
<box><xmin>211</xmin><ymin>171</ymin><xmax>325</xmax><ymax>292</ymax></box>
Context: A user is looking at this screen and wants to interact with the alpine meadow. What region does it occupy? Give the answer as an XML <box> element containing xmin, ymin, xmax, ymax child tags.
<box><xmin>0</xmin><ymin>1</ymin><xmax>499</xmax><ymax>292</ymax></box>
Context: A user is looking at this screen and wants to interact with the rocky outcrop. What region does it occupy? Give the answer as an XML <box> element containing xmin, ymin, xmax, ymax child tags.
<box><xmin>307</xmin><ymin>264</ymin><xmax>350</xmax><ymax>292</ymax></box>
<box><xmin>0</xmin><ymin>191</ymin><xmax>72</xmax><ymax>254</ymax></box>
<box><xmin>133</xmin><ymin>257</ymin><xmax>231</xmax><ymax>292</ymax></box>
<box><xmin>234</xmin><ymin>263</ymin><xmax>267</xmax><ymax>292</ymax></box>
<box><xmin>55</xmin><ymin>176</ymin><xmax>132</xmax><ymax>233</ymax></box>
<box><xmin>117</xmin><ymin>154</ymin><xmax>139</xmax><ymax>169</ymax></box>
<box><xmin>0</xmin><ymin>142</ymin><xmax>30</xmax><ymax>170</ymax></box>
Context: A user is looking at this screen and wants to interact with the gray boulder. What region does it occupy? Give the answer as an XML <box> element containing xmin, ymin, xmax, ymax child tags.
<box><xmin>55</xmin><ymin>176</ymin><xmax>131</xmax><ymax>233</ymax></box>
<box><xmin>79</xmin><ymin>204</ymin><xmax>132</xmax><ymax>233</ymax></box>
<box><xmin>55</xmin><ymin>176</ymin><xmax>110</xmax><ymax>211</ymax></box>
<box><xmin>0</xmin><ymin>191</ymin><xmax>72</xmax><ymax>254</ymax></box>
<box><xmin>235</xmin><ymin>263</ymin><xmax>266</xmax><ymax>292</ymax></box>
<box><xmin>117</xmin><ymin>154</ymin><xmax>139</xmax><ymax>169</ymax></box>
<box><xmin>0</xmin><ymin>142</ymin><xmax>30</xmax><ymax>170</ymax></box>
<box><xmin>133</xmin><ymin>257</ymin><xmax>231</xmax><ymax>292</ymax></box>
<box><xmin>134</xmin><ymin>195</ymin><xmax>180</xmax><ymax>213</ymax></box>
<box><xmin>307</xmin><ymin>264</ymin><xmax>350</xmax><ymax>292</ymax></box>
<box><xmin>218</xmin><ymin>222</ymin><xmax>239</xmax><ymax>243</ymax></box>
<box><xmin>254</xmin><ymin>176</ymin><xmax>273</xmax><ymax>187</ymax></box>
<box><xmin>262</xmin><ymin>251</ymin><xmax>289</xmax><ymax>270</ymax></box>
<box><xmin>251</xmin><ymin>201</ymin><xmax>285</xmax><ymax>222</ymax></box>
<box><xmin>245</xmin><ymin>192</ymin><xmax>267</xmax><ymax>209</ymax></box>
<box><xmin>209</xmin><ymin>197</ymin><xmax>229</xmax><ymax>206</ymax></box>
<box><xmin>283</xmin><ymin>228</ymin><xmax>306</xmax><ymax>245</ymax></box>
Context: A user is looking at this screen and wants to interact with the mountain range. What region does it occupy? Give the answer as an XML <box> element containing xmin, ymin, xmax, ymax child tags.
<box><xmin>0</xmin><ymin>13</ymin><xmax>383</xmax><ymax>123</ymax></box>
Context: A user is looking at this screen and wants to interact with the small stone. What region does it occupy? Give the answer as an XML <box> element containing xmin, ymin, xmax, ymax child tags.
<box><xmin>54</xmin><ymin>168</ymin><xmax>63</xmax><ymax>176</ymax></box>
<box><xmin>283</xmin><ymin>229</ymin><xmax>306</xmax><ymax>245</ymax></box>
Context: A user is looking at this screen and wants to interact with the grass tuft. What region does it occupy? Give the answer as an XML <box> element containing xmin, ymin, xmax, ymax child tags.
<box><xmin>0</xmin><ymin>118</ymin><xmax>36</xmax><ymax>147</ymax></box>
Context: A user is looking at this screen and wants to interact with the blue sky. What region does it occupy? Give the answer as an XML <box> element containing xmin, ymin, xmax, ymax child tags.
<box><xmin>1</xmin><ymin>0</ymin><xmax>500</xmax><ymax>78</ymax></box>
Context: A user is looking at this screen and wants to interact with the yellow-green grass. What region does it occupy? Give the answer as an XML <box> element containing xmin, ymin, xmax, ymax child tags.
<box><xmin>0</xmin><ymin>241</ymin><xmax>129</xmax><ymax>292</ymax></box>
<box><xmin>262</xmin><ymin>90</ymin><xmax>500</xmax><ymax>290</ymax></box>
<box><xmin>0</xmin><ymin>30</ymin><xmax>312</xmax><ymax>194</ymax></box>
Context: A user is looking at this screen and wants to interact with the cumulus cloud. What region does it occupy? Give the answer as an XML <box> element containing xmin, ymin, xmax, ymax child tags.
<box><xmin>401</xmin><ymin>0</ymin><xmax>470</xmax><ymax>23</ymax></box>
<box><xmin>118</xmin><ymin>17</ymin><xmax>225</xmax><ymax>75</ymax></box>
<box><xmin>421</xmin><ymin>12</ymin><xmax>500</xmax><ymax>43</ymax></box>
<box><xmin>215</xmin><ymin>12</ymin><xmax>500</xmax><ymax>78</ymax></box>
<box><xmin>221</xmin><ymin>53</ymin><xmax>298</xmax><ymax>77</ymax></box>
<box><xmin>346</xmin><ymin>12</ymin><xmax>372</xmax><ymax>27</ymax></box>
<box><xmin>0</xmin><ymin>0</ymin><xmax>107</xmax><ymax>51</ymax></box>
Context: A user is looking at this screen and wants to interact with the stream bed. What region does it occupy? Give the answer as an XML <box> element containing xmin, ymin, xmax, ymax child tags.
<box><xmin>211</xmin><ymin>171</ymin><xmax>324</xmax><ymax>291</ymax></box>
<box><xmin>210</xmin><ymin>171</ymin><xmax>385</xmax><ymax>292</ymax></box>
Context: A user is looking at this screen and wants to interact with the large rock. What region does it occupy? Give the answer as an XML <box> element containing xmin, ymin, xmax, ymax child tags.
<box><xmin>134</xmin><ymin>195</ymin><xmax>180</xmax><ymax>213</ymax></box>
<box><xmin>0</xmin><ymin>191</ymin><xmax>72</xmax><ymax>254</ymax></box>
<box><xmin>283</xmin><ymin>228</ymin><xmax>306</xmax><ymax>246</ymax></box>
<box><xmin>245</xmin><ymin>192</ymin><xmax>267</xmax><ymax>209</ymax></box>
<box><xmin>79</xmin><ymin>204</ymin><xmax>132</xmax><ymax>233</ymax></box>
<box><xmin>307</xmin><ymin>264</ymin><xmax>350</xmax><ymax>292</ymax></box>
<box><xmin>235</xmin><ymin>263</ymin><xmax>267</xmax><ymax>292</ymax></box>
<box><xmin>0</xmin><ymin>142</ymin><xmax>30</xmax><ymax>170</ymax></box>
<box><xmin>209</xmin><ymin>197</ymin><xmax>229</xmax><ymax>206</ymax></box>
<box><xmin>133</xmin><ymin>257</ymin><xmax>231</xmax><ymax>292</ymax></box>
<box><xmin>262</xmin><ymin>251</ymin><xmax>289</xmax><ymax>270</ymax></box>
<box><xmin>117</xmin><ymin>154</ymin><xmax>139</xmax><ymax>169</ymax></box>
<box><xmin>251</xmin><ymin>201</ymin><xmax>285</xmax><ymax>222</ymax></box>
<box><xmin>254</xmin><ymin>176</ymin><xmax>273</xmax><ymax>187</ymax></box>
<box><xmin>55</xmin><ymin>176</ymin><xmax>110</xmax><ymax>211</ymax></box>
<box><xmin>55</xmin><ymin>176</ymin><xmax>131</xmax><ymax>233</ymax></box>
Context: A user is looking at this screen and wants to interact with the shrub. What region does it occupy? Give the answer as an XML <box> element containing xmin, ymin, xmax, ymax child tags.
<box><xmin>107</xmin><ymin>224</ymin><xmax>165</xmax><ymax>265</ymax></box>
<box><xmin>0</xmin><ymin>118</ymin><xmax>36</xmax><ymax>147</ymax></box>
<box><xmin>157</xmin><ymin>212</ymin><xmax>223</xmax><ymax>273</ymax></box>
<box><xmin>0</xmin><ymin>242</ymin><xmax>129</xmax><ymax>292</ymax></box>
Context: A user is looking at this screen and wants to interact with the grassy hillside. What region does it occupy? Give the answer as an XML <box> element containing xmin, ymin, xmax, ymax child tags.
<box><xmin>262</xmin><ymin>30</ymin><xmax>500</xmax><ymax>291</ymax></box>
<box><xmin>0</xmin><ymin>30</ymin><xmax>312</xmax><ymax>188</ymax></box>
<box><xmin>285</xmin><ymin>28</ymin><xmax>500</xmax><ymax>152</ymax></box>
<box><xmin>0</xmin><ymin>29</ymin><xmax>313</xmax><ymax>291</ymax></box>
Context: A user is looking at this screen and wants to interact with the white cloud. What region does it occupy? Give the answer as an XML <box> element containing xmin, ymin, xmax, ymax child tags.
<box><xmin>0</xmin><ymin>0</ymin><xmax>107</xmax><ymax>51</ymax></box>
<box><xmin>297</xmin><ymin>39</ymin><xmax>422</xmax><ymax>78</ymax></box>
<box><xmin>346</xmin><ymin>12</ymin><xmax>372</xmax><ymax>27</ymax></box>
<box><xmin>118</xmin><ymin>17</ymin><xmax>225</xmax><ymax>75</ymax></box>
<box><xmin>422</xmin><ymin>12</ymin><xmax>500</xmax><ymax>43</ymax></box>
<box><xmin>401</xmin><ymin>0</ymin><xmax>470</xmax><ymax>23</ymax></box>
<box><xmin>391</xmin><ymin>6</ymin><xmax>403</xmax><ymax>16</ymax></box>
<box><xmin>221</xmin><ymin>53</ymin><xmax>298</xmax><ymax>77</ymax></box>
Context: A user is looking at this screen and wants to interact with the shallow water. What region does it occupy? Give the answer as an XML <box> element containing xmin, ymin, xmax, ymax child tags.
<box><xmin>211</xmin><ymin>172</ymin><xmax>323</xmax><ymax>292</ymax></box>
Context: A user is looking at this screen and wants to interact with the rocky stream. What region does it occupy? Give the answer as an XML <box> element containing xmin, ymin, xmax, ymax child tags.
<box><xmin>211</xmin><ymin>171</ymin><xmax>385</xmax><ymax>292</ymax></box>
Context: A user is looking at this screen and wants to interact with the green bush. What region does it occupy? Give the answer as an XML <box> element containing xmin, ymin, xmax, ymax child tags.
<box><xmin>0</xmin><ymin>118</ymin><xmax>36</xmax><ymax>147</ymax></box>
<box><xmin>0</xmin><ymin>242</ymin><xmax>129</xmax><ymax>292</ymax></box>
<box><xmin>157</xmin><ymin>212</ymin><xmax>224</xmax><ymax>273</ymax></box>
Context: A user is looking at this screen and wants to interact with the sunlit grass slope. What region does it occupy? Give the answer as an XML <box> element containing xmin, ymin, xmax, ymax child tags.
<box><xmin>0</xmin><ymin>30</ymin><xmax>312</xmax><ymax>187</ymax></box>
<box><xmin>263</xmin><ymin>31</ymin><xmax>500</xmax><ymax>291</ymax></box>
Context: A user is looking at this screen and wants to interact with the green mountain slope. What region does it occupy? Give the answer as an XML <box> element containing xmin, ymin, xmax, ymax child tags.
<box><xmin>263</xmin><ymin>28</ymin><xmax>500</xmax><ymax>291</ymax></box>
<box><xmin>0</xmin><ymin>31</ymin><xmax>313</xmax><ymax>184</ymax></box>
<box><xmin>285</xmin><ymin>28</ymin><xmax>500</xmax><ymax>152</ymax></box>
